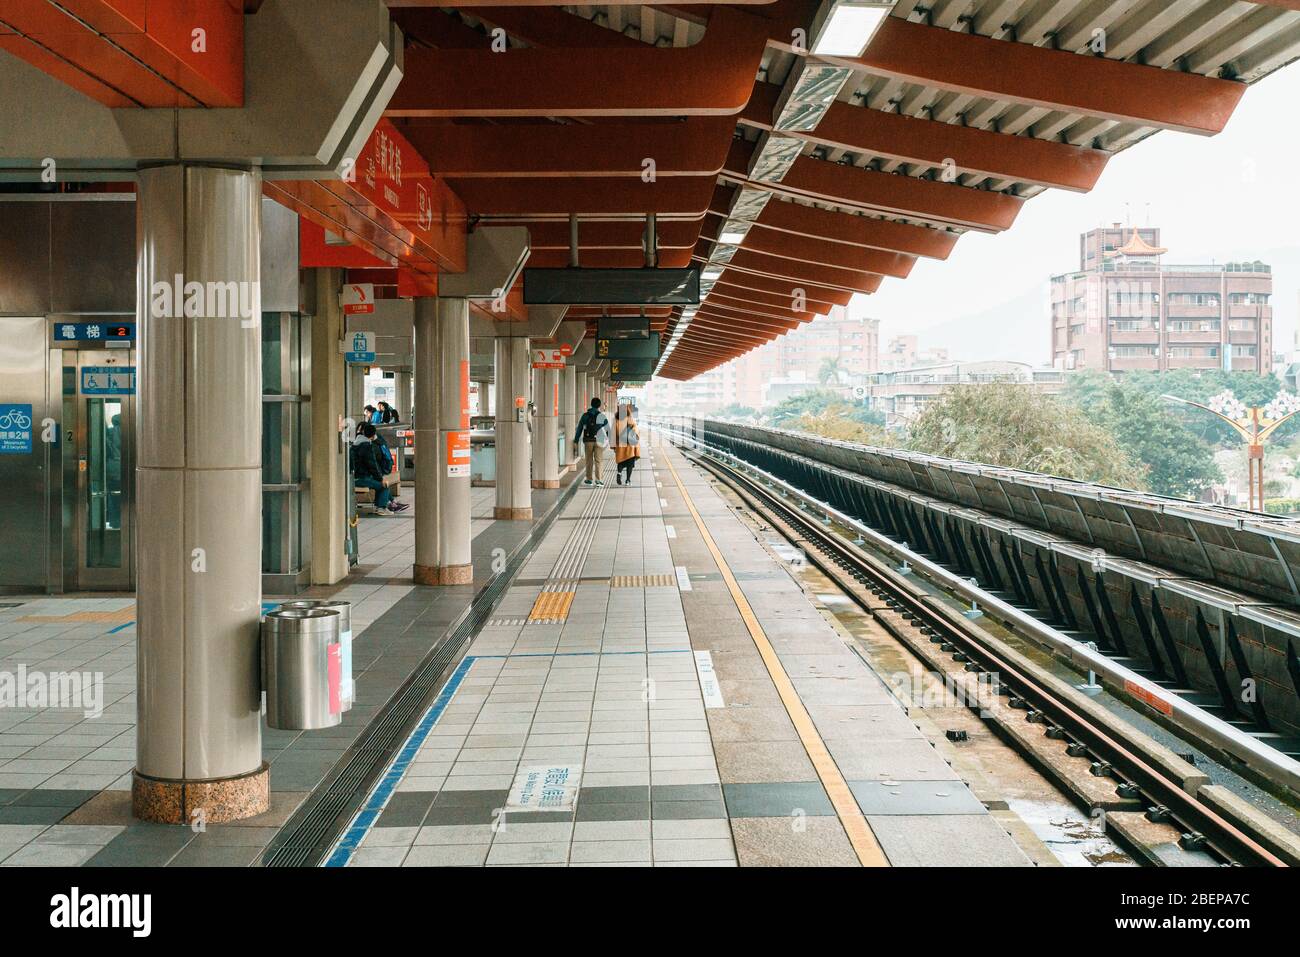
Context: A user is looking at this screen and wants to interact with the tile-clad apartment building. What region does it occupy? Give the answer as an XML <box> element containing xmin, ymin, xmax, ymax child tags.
<box><xmin>1051</xmin><ymin>225</ymin><xmax>1273</xmax><ymax>375</ymax></box>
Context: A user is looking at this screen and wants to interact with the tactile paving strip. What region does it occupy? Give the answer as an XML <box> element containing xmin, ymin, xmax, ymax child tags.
<box><xmin>523</xmin><ymin>481</ymin><xmax>610</xmax><ymax>623</ymax></box>
<box><xmin>610</xmin><ymin>574</ymin><xmax>676</xmax><ymax>588</ymax></box>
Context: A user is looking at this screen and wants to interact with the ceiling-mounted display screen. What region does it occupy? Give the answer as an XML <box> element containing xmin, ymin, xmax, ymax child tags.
<box><xmin>523</xmin><ymin>267</ymin><xmax>700</xmax><ymax>305</ymax></box>
<box><xmin>608</xmin><ymin>357</ymin><xmax>655</xmax><ymax>378</ymax></box>
<box><xmin>597</xmin><ymin>337</ymin><xmax>660</xmax><ymax>360</ymax></box>
<box><xmin>597</xmin><ymin>316</ymin><xmax>651</xmax><ymax>340</ymax></box>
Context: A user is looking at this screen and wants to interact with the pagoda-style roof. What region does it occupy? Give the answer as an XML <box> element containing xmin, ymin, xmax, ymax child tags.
<box><xmin>1115</xmin><ymin>226</ymin><xmax>1168</xmax><ymax>257</ymax></box>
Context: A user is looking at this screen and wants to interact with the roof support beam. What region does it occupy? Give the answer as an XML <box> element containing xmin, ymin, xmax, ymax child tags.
<box><xmin>706</xmin><ymin>250</ymin><xmax>883</xmax><ymax>295</ymax></box>
<box><xmin>706</xmin><ymin>215</ymin><xmax>916</xmax><ymax>277</ymax></box>
<box><xmin>527</xmin><ymin>248</ymin><xmax>694</xmax><ymax>268</ymax></box>
<box><xmin>449</xmin><ymin>176</ymin><xmax>716</xmax><ymax>216</ymax></box>
<box><xmin>525</xmin><ymin>219</ymin><xmax>702</xmax><ymax>251</ymax></box>
<box><xmin>387</xmin><ymin>7</ymin><xmax>770</xmax><ymax>117</ymax></box>
<box><xmin>702</xmin><ymin>249</ymin><xmax>884</xmax><ymax>294</ymax></box>
<box><xmin>399</xmin><ymin>117</ymin><xmax>734</xmax><ymax>177</ymax></box>
<box><xmin>713</xmin><ymin>270</ymin><xmax>851</xmax><ymax>307</ymax></box>
<box><xmin>723</xmin><ymin>139</ymin><xmax>1022</xmax><ymax>232</ymax></box>
<box><xmin>804</xmin><ymin>17</ymin><xmax>1247</xmax><ymax>136</ymax></box>
<box><xmin>727</xmin><ymin>196</ymin><xmax>959</xmax><ymax>259</ymax></box>
<box><xmin>740</xmin><ymin>80</ymin><xmax>1108</xmax><ymax>192</ymax></box>
<box><xmin>707</xmin><ymin>288</ymin><xmax>833</xmax><ymax>317</ymax></box>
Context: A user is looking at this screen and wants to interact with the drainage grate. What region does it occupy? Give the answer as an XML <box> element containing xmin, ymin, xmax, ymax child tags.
<box><xmin>260</xmin><ymin>479</ymin><xmax>580</xmax><ymax>867</ymax></box>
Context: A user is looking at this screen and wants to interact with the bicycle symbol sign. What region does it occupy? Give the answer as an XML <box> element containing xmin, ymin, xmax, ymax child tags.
<box><xmin>0</xmin><ymin>403</ymin><xmax>33</xmax><ymax>454</ymax></box>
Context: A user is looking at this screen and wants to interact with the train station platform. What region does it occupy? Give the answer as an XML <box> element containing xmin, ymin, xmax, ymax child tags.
<box><xmin>332</xmin><ymin>438</ymin><xmax>1033</xmax><ymax>867</ymax></box>
<box><xmin>0</xmin><ymin>438</ymin><xmax>1034</xmax><ymax>867</ymax></box>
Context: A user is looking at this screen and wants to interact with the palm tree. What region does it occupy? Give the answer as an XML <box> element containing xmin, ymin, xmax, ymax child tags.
<box><xmin>818</xmin><ymin>357</ymin><xmax>844</xmax><ymax>387</ymax></box>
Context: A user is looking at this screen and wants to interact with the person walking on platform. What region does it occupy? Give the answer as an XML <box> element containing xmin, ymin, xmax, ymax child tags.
<box><xmin>613</xmin><ymin>402</ymin><xmax>640</xmax><ymax>486</ymax></box>
<box><xmin>574</xmin><ymin>396</ymin><xmax>611</xmax><ymax>487</ymax></box>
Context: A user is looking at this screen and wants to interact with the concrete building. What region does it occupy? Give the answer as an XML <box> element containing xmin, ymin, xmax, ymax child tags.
<box><xmin>865</xmin><ymin>360</ymin><xmax>1066</xmax><ymax>428</ymax></box>
<box><xmin>695</xmin><ymin>306</ymin><xmax>881</xmax><ymax>410</ymax></box>
<box><xmin>880</xmin><ymin>334</ymin><xmax>949</xmax><ymax>372</ymax></box>
<box><xmin>1051</xmin><ymin>225</ymin><xmax>1274</xmax><ymax>375</ymax></box>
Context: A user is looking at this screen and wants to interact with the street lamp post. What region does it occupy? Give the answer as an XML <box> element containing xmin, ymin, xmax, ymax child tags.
<box><xmin>1162</xmin><ymin>390</ymin><xmax>1300</xmax><ymax>512</ymax></box>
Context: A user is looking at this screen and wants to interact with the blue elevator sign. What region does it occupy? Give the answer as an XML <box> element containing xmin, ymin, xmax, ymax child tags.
<box><xmin>54</xmin><ymin>322</ymin><xmax>135</xmax><ymax>343</ymax></box>
<box><xmin>0</xmin><ymin>404</ymin><xmax>33</xmax><ymax>454</ymax></box>
<box><xmin>81</xmin><ymin>367</ymin><xmax>136</xmax><ymax>396</ymax></box>
<box><xmin>345</xmin><ymin>330</ymin><xmax>376</xmax><ymax>364</ymax></box>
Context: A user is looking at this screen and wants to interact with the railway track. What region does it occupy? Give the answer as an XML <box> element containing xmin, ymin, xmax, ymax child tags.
<box><xmin>671</xmin><ymin>434</ymin><xmax>1297</xmax><ymax>868</ymax></box>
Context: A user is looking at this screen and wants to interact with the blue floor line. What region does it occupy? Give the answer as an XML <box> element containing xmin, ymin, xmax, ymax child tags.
<box><xmin>324</xmin><ymin>654</ymin><xmax>476</xmax><ymax>867</ymax></box>
<box><xmin>107</xmin><ymin>621</ymin><xmax>135</xmax><ymax>634</ymax></box>
<box><xmin>322</xmin><ymin>647</ymin><xmax>694</xmax><ymax>866</ymax></box>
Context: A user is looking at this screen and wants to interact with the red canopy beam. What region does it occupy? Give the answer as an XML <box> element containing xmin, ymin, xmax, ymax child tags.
<box><xmin>449</xmin><ymin>176</ymin><xmax>716</xmax><ymax>216</ymax></box>
<box><xmin>706</xmin><ymin>219</ymin><xmax>916</xmax><ymax>277</ymax></box>
<box><xmin>387</xmin><ymin>7</ymin><xmax>770</xmax><ymax>117</ymax></box>
<box><xmin>723</xmin><ymin>196</ymin><xmax>960</xmax><ymax>259</ymax></box>
<box><xmin>801</xmin><ymin>17</ymin><xmax>1247</xmax><ymax>137</ymax></box>
<box><xmin>527</xmin><ymin>219</ymin><xmax>702</xmax><ymax>251</ymax></box>
<box><xmin>740</xmin><ymin>81</ymin><xmax>1108</xmax><ymax>192</ymax></box>
<box><xmin>706</xmin><ymin>250</ymin><xmax>884</xmax><ymax>295</ymax></box>
<box><xmin>723</xmin><ymin>140</ymin><xmax>1023</xmax><ymax>232</ymax></box>
<box><xmin>400</xmin><ymin>117</ymin><xmax>735</xmax><ymax>178</ymax></box>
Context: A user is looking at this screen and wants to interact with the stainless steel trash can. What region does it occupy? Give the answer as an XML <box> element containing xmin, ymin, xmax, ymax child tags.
<box><xmin>262</xmin><ymin>607</ymin><xmax>343</xmax><ymax>730</ymax></box>
<box><xmin>279</xmin><ymin>599</ymin><xmax>355</xmax><ymax>711</ymax></box>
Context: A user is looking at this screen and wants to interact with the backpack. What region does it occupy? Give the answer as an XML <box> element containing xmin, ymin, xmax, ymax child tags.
<box><xmin>376</xmin><ymin>442</ymin><xmax>394</xmax><ymax>475</ymax></box>
<box><xmin>582</xmin><ymin>410</ymin><xmax>606</xmax><ymax>442</ymax></box>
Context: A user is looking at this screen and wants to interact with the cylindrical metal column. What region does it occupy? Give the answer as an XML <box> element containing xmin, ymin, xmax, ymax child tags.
<box><xmin>436</xmin><ymin>298</ymin><xmax>472</xmax><ymax>583</ymax></box>
<box><xmin>558</xmin><ymin>363</ymin><xmax>577</xmax><ymax>469</ymax></box>
<box><xmin>413</xmin><ymin>298</ymin><xmax>440</xmax><ymax>581</ymax></box>
<box><xmin>134</xmin><ymin>165</ymin><xmax>268</xmax><ymax>823</ymax></box>
<box><xmin>494</xmin><ymin>336</ymin><xmax>532</xmax><ymax>519</ymax></box>
<box><xmin>476</xmin><ymin>379</ymin><xmax>491</xmax><ymax>416</ymax></box>
<box><xmin>531</xmin><ymin>366</ymin><xmax>560</xmax><ymax>488</ymax></box>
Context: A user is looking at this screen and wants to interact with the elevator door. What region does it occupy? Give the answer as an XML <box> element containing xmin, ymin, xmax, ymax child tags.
<box><xmin>69</xmin><ymin>350</ymin><xmax>135</xmax><ymax>590</ymax></box>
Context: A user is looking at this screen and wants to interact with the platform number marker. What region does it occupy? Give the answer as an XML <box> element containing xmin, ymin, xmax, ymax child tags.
<box><xmin>694</xmin><ymin>651</ymin><xmax>724</xmax><ymax>708</ymax></box>
<box><xmin>675</xmin><ymin>565</ymin><xmax>692</xmax><ymax>591</ymax></box>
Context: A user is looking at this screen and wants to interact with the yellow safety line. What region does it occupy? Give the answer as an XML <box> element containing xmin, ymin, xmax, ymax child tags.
<box><xmin>663</xmin><ymin>453</ymin><xmax>890</xmax><ymax>868</ymax></box>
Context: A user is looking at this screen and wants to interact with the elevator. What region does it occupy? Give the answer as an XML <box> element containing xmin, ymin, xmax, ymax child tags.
<box><xmin>62</xmin><ymin>340</ymin><xmax>136</xmax><ymax>590</ymax></box>
<box><xmin>0</xmin><ymin>314</ymin><xmax>136</xmax><ymax>593</ymax></box>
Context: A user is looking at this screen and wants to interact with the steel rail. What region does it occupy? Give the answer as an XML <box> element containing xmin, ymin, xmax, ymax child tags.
<box><xmin>664</xmin><ymin>428</ymin><xmax>1288</xmax><ymax>867</ymax></box>
<box><xmin>654</xmin><ymin>422</ymin><xmax>1300</xmax><ymax>800</ymax></box>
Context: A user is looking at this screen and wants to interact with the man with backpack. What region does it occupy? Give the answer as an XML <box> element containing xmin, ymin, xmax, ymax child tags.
<box><xmin>573</xmin><ymin>397</ymin><xmax>611</xmax><ymax>487</ymax></box>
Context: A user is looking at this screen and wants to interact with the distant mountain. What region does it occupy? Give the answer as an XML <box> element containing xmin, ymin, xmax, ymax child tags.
<box><xmin>888</xmin><ymin>284</ymin><xmax>1052</xmax><ymax>365</ymax></box>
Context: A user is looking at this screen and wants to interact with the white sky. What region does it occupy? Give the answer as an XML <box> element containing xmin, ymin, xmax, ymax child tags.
<box><xmin>858</xmin><ymin>59</ymin><xmax>1300</xmax><ymax>364</ymax></box>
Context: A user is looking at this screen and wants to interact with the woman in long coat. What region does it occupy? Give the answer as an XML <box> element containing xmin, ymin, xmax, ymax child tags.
<box><xmin>613</xmin><ymin>403</ymin><xmax>640</xmax><ymax>486</ymax></box>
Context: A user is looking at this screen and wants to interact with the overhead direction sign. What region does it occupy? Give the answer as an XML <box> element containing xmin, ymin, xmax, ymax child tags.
<box><xmin>597</xmin><ymin>316</ymin><xmax>651</xmax><ymax>340</ymax></box>
<box><xmin>344</xmin><ymin>331</ymin><xmax>376</xmax><ymax>364</ymax></box>
<box><xmin>597</xmin><ymin>337</ymin><xmax>660</xmax><ymax>360</ymax></box>
<box><xmin>532</xmin><ymin>348</ymin><xmax>565</xmax><ymax>369</ymax></box>
<box><xmin>609</xmin><ymin>357</ymin><xmax>654</xmax><ymax>378</ymax></box>
<box><xmin>341</xmin><ymin>283</ymin><xmax>375</xmax><ymax>315</ymax></box>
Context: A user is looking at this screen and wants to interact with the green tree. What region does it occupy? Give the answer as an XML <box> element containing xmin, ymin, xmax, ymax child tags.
<box><xmin>1091</xmin><ymin>384</ymin><xmax>1221</xmax><ymax>499</ymax></box>
<box><xmin>789</xmin><ymin>410</ymin><xmax>890</xmax><ymax>446</ymax></box>
<box><xmin>817</xmin><ymin>357</ymin><xmax>844</xmax><ymax>386</ymax></box>
<box><xmin>766</xmin><ymin>389</ymin><xmax>843</xmax><ymax>427</ymax></box>
<box><xmin>907</xmin><ymin>384</ymin><xmax>1146</xmax><ymax>488</ymax></box>
<box><xmin>1061</xmin><ymin>368</ymin><xmax>1113</xmax><ymax>416</ymax></box>
<box><xmin>715</xmin><ymin>403</ymin><xmax>758</xmax><ymax>421</ymax></box>
<box><xmin>1106</xmin><ymin>369</ymin><xmax>1283</xmax><ymax>446</ymax></box>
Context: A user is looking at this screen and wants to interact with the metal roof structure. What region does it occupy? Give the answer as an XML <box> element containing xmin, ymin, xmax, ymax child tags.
<box><xmin>5</xmin><ymin>1</ymin><xmax>1300</xmax><ymax>379</ymax></box>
